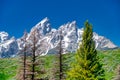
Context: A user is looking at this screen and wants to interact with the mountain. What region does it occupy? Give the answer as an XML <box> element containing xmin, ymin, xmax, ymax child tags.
<box><xmin>18</xmin><ymin>17</ymin><xmax>117</xmax><ymax>55</ymax></box>
<box><xmin>0</xmin><ymin>18</ymin><xmax>117</xmax><ymax>57</ymax></box>
<box><xmin>0</xmin><ymin>32</ymin><xmax>18</xmax><ymax>58</ymax></box>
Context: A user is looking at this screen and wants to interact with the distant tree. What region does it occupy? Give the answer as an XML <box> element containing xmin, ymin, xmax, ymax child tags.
<box><xmin>17</xmin><ymin>29</ymin><xmax>47</xmax><ymax>80</ymax></box>
<box><xmin>113</xmin><ymin>65</ymin><xmax>120</xmax><ymax>80</ymax></box>
<box><xmin>16</xmin><ymin>31</ymin><xmax>28</xmax><ymax>80</ymax></box>
<box><xmin>59</xmin><ymin>30</ymin><xmax>63</xmax><ymax>80</ymax></box>
<box><xmin>31</xmin><ymin>29</ymin><xmax>37</xmax><ymax>80</ymax></box>
<box><xmin>67</xmin><ymin>21</ymin><xmax>105</xmax><ymax>80</ymax></box>
<box><xmin>49</xmin><ymin>54</ymin><xmax>60</xmax><ymax>80</ymax></box>
<box><xmin>49</xmin><ymin>30</ymin><xmax>67</xmax><ymax>80</ymax></box>
<box><xmin>27</xmin><ymin>29</ymin><xmax>46</xmax><ymax>80</ymax></box>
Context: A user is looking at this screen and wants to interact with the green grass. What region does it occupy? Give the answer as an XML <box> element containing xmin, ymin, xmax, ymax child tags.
<box><xmin>98</xmin><ymin>49</ymin><xmax>120</xmax><ymax>80</ymax></box>
<box><xmin>0</xmin><ymin>58</ymin><xmax>19</xmax><ymax>80</ymax></box>
<box><xmin>0</xmin><ymin>49</ymin><xmax>120</xmax><ymax>80</ymax></box>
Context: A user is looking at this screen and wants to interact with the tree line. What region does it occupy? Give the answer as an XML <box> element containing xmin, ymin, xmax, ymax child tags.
<box><xmin>16</xmin><ymin>21</ymin><xmax>105</xmax><ymax>80</ymax></box>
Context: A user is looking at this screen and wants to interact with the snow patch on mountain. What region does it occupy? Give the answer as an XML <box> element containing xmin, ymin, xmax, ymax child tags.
<box><xmin>18</xmin><ymin>18</ymin><xmax>117</xmax><ymax>55</ymax></box>
<box><xmin>0</xmin><ymin>31</ymin><xmax>9</xmax><ymax>43</ymax></box>
<box><xmin>31</xmin><ymin>17</ymin><xmax>51</xmax><ymax>36</ymax></box>
<box><xmin>0</xmin><ymin>18</ymin><xmax>118</xmax><ymax>57</ymax></box>
<box><xmin>0</xmin><ymin>32</ymin><xmax>18</xmax><ymax>58</ymax></box>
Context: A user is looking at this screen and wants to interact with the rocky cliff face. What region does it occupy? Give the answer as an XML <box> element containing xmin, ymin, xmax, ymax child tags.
<box><xmin>18</xmin><ymin>17</ymin><xmax>117</xmax><ymax>55</ymax></box>
<box><xmin>0</xmin><ymin>18</ymin><xmax>117</xmax><ymax>57</ymax></box>
<box><xmin>0</xmin><ymin>32</ymin><xmax>18</xmax><ymax>58</ymax></box>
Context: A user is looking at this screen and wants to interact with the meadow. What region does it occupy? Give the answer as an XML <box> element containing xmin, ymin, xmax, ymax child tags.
<box><xmin>0</xmin><ymin>49</ymin><xmax>120</xmax><ymax>80</ymax></box>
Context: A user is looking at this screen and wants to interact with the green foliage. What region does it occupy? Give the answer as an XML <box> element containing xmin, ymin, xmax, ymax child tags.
<box><xmin>113</xmin><ymin>65</ymin><xmax>120</xmax><ymax>80</ymax></box>
<box><xmin>66</xmin><ymin>21</ymin><xmax>105</xmax><ymax>80</ymax></box>
<box><xmin>98</xmin><ymin>49</ymin><xmax>120</xmax><ymax>80</ymax></box>
<box><xmin>0</xmin><ymin>49</ymin><xmax>120</xmax><ymax>80</ymax></box>
<box><xmin>48</xmin><ymin>53</ymin><xmax>72</xmax><ymax>80</ymax></box>
<box><xmin>0</xmin><ymin>58</ymin><xmax>18</xmax><ymax>80</ymax></box>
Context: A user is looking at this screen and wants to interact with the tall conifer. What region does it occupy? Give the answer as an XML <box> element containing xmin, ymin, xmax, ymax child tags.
<box><xmin>67</xmin><ymin>21</ymin><xmax>105</xmax><ymax>80</ymax></box>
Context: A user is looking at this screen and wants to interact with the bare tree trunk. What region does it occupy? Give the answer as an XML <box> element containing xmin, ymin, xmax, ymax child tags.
<box><xmin>23</xmin><ymin>45</ymin><xmax>26</xmax><ymax>80</ymax></box>
<box><xmin>23</xmin><ymin>31</ymin><xmax>28</xmax><ymax>80</ymax></box>
<box><xmin>16</xmin><ymin>31</ymin><xmax>28</xmax><ymax>80</ymax></box>
<box><xmin>59</xmin><ymin>30</ymin><xmax>63</xmax><ymax>80</ymax></box>
<box><xmin>31</xmin><ymin>30</ymin><xmax>36</xmax><ymax>80</ymax></box>
<box><xmin>32</xmin><ymin>43</ymin><xmax>36</xmax><ymax>80</ymax></box>
<box><xmin>17</xmin><ymin>29</ymin><xmax>47</xmax><ymax>80</ymax></box>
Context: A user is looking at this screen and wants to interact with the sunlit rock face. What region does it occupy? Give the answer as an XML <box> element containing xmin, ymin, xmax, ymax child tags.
<box><xmin>0</xmin><ymin>18</ymin><xmax>117</xmax><ymax>57</ymax></box>
<box><xmin>0</xmin><ymin>32</ymin><xmax>18</xmax><ymax>58</ymax></box>
<box><xmin>18</xmin><ymin>18</ymin><xmax>117</xmax><ymax>55</ymax></box>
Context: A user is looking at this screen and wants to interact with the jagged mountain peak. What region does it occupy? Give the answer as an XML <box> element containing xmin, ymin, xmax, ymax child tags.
<box><xmin>0</xmin><ymin>18</ymin><xmax>118</xmax><ymax>57</ymax></box>
<box><xmin>61</xmin><ymin>21</ymin><xmax>76</xmax><ymax>27</ymax></box>
<box><xmin>31</xmin><ymin>17</ymin><xmax>51</xmax><ymax>36</ymax></box>
<box><xmin>92</xmin><ymin>32</ymin><xmax>117</xmax><ymax>49</ymax></box>
<box><xmin>23</xmin><ymin>18</ymin><xmax>117</xmax><ymax>55</ymax></box>
<box><xmin>40</xmin><ymin>17</ymin><xmax>49</xmax><ymax>24</ymax></box>
<box><xmin>0</xmin><ymin>31</ymin><xmax>8</xmax><ymax>34</ymax></box>
<box><xmin>59</xmin><ymin>21</ymin><xmax>77</xmax><ymax>32</ymax></box>
<box><xmin>35</xmin><ymin>17</ymin><xmax>49</xmax><ymax>28</ymax></box>
<box><xmin>0</xmin><ymin>31</ymin><xmax>9</xmax><ymax>42</ymax></box>
<box><xmin>0</xmin><ymin>32</ymin><xmax>18</xmax><ymax>58</ymax></box>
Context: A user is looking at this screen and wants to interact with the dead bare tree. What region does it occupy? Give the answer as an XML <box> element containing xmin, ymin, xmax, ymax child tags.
<box><xmin>59</xmin><ymin>30</ymin><xmax>63</xmax><ymax>80</ymax></box>
<box><xmin>16</xmin><ymin>30</ymin><xmax>28</xmax><ymax>80</ymax></box>
<box><xmin>49</xmin><ymin>30</ymin><xmax>64</xmax><ymax>80</ymax></box>
<box><xmin>17</xmin><ymin>29</ymin><xmax>47</xmax><ymax>80</ymax></box>
<box><xmin>27</xmin><ymin>29</ymin><xmax>46</xmax><ymax>80</ymax></box>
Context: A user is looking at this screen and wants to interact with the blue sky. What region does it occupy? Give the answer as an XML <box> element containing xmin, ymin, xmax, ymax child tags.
<box><xmin>0</xmin><ymin>0</ymin><xmax>120</xmax><ymax>46</ymax></box>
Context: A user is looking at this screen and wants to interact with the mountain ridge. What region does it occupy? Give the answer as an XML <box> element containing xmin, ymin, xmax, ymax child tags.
<box><xmin>0</xmin><ymin>17</ymin><xmax>118</xmax><ymax>57</ymax></box>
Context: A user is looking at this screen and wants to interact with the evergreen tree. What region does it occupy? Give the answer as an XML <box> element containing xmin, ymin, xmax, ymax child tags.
<box><xmin>67</xmin><ymin>21</ymin><xmax>105</xmax><ymax>80</ymax></box>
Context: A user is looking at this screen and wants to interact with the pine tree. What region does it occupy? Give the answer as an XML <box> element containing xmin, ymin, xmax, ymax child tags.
<box><xmin>67</xmin><ymin>21</ymin><xmax>105</xmax><ymax>80</ymax></box>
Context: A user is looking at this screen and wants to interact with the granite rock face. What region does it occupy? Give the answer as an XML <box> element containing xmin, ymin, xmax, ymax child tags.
<box><xmin>0</xmin><ymin>32</ymin><xmax>18</xmax><ymax>58</ymax></box>
<box><xmin>0</xmin><ymin>18</ymin><xmax>117</xmax><ymax>57</ymax></box>
<box><xmin>18</xmin><ymin>18</ymin><xmax>117</xmax><ymax>55</ymax></box>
